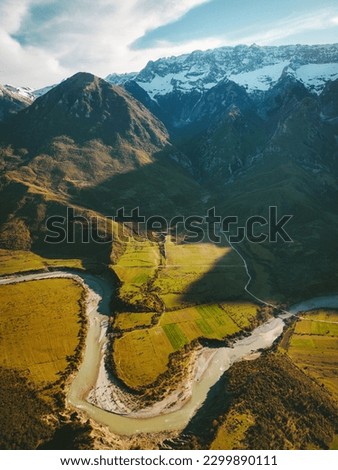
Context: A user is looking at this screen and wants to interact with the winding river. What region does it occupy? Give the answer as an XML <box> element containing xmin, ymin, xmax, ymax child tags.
<box><xmin>1</xmin><ymin>270</ymin><xmax>338</xmax><ymax>437</ymax></box>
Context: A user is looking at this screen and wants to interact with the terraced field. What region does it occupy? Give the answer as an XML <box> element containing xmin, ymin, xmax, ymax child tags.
<box><xmin>113</xmin><ymin>302</ymin><xmax>259</xmax><ymax>388</ymax></box>
<box><xmin>0</xmin><ymin>279</ymin><xmax>84</xmax><ymax>387</ymax></box>
<box><xmin>283</xmin><ymin>309</ymin><xmax>338</xmax><ymax>400</ymax></box>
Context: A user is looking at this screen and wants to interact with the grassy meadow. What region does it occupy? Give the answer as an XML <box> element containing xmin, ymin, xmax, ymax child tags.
<box><xmin>0</xmin><ymin>249</ymin><xmax>83</xmax><ymax>276</ymax></box>
<box><xmin>111</xmin><ymin>239</ymin><xmax>161</xmax><ymax>310</ymax></box>
<box><xmin>114</xmin><ymin>312</ymin><xmax>155</xmax><ymax>331</ymax></box>
<box><xmin>0</xmin><ymin>279</ymin><xmax>84</xmax><ymax>387</ymax></box>
<box><xmin>111</xmin><ymin>235</ymin><xmax>248</xmax><ymax>311</ymax></box>
<box><xmin>0</xmin><ymin>253</ymin><xmax>95</xmax><ymax>449</ymax></box>
<box><xmin>110</xmin><ymin>233</ymin><xmax>257</xmax><ymax>389</ymax></box>
<box><xmin>210</xmin><ymin>410</ymin><xmax>255</xmax><ymax>450</ymax></box>
<box><xmin>154</xmin><ymin>237</ymin><xmax>247</xmax><ymax>309</ymax></box>
<box><xmin>113</xmin><ymin>302</ymin><xmax>259</xmax><ymax>388</ymax></box>
<box><xmin>282</xmin><ymin>309</ymin><xmax>338</xmax><ymax>400</ymax></box>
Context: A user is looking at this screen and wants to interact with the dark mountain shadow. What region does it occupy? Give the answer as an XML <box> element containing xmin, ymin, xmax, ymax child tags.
<box><xmin>179</xmin><ymin>208</ymin><xmax>338</xmax><ymax>305</ymax></box>
<box><xmin>1</xmin><ymin>71</ymin><xmax>338</xmax><ymax>305</ymax></box>
<box><xmin>74</xmin><ymin>154</ymin><xmax>203</xmax><ymax>219</ymax></box>
<box><xmin>0</xmin><ymin>143</ymin><xmax>203</xmax><ymax>270</ymax></box>
<box><xmin>38</xmin><ymin>420</ymin><xmax>93</xmax><ymax>450</ymax></box>
<box><xmin>177</xmin><ymin>238</ymin><xmax>250</xmax><ymax>306</ymax></box>
<box><xmin>163</xmin><ymin>373</ymin><xmax>234</xmax><ymax>449</ymax></box>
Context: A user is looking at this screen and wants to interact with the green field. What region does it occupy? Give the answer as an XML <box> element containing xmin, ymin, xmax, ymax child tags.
<box><xmin>113</xmin><ymin>302</ymin><xmax>259</xmax><ymax>388</ymax></box>
<box><xmin>0</xmin><ymin>279</ymin><xmax>84</xmax><ymax>387</ymax></box>
<box><xmin>111</xmin><ymin>236</ymin><xmax>247</xmax><ymax>312</ymax></box>
<box><xmin>111</xmin><ymin>239</ymin><xmax>161</xmax><ymax>309</ymax></box>
<box><xmin>0</xmin><ymin>249</ymin><xmax>83</xmax><ymax>276</ymax></box>
<box><xmin>154</xmin><ymin>237</ymin><xmax>246</xmax><ymax>309</ymax></box>
<box><xmin>111</xmin><ymin>235</ymin><xmax>253</xmax><ymax>389</ymax></box>
<box><xmin>114</xmin><ymin>312</ymin><xmax>155</xmax><ymax>331</ymax></box>
<box><xmin>285</xmin><ymin>309</ymin><xmax>338</xmax><ymax>400</ymax></box>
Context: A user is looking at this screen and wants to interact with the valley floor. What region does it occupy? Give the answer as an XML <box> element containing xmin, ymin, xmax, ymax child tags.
<box><xmin>0</xmin><ymin>249</ymin><xmax>337</xmax><ymax>450</ymax></box>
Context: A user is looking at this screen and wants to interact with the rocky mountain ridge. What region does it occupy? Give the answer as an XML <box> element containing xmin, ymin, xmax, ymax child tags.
<box><xmin>107</xmin><ymin>43</ymin><xmax>338</xmax><ymax>98</ymax></box>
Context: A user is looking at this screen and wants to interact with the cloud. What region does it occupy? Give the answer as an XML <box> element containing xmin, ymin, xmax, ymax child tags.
<box><xmin>0</xmin><ymin>28</ymin><xmax>66</xmax><ymax>87</ymax></box>
<box><xmin>136</xmin><ymin>36</ymin><xmax>224</xmax><ymax>62</ymax></box>
<box><xmin>0</xmin><ymin>0</ymin><xmax>337</xmax><ymax>88</ymax></box>
<box><xmin>0</xmin><ymin>0</ymin><xmax>211</xmax><ymax>87</ymax></box>
<box><xmin>0</xmin><ymin>0</ymin><xmax>30</xmax><ymax>33</ymax></box>
<box><xmin>222</xmin><ymin>9</ymin><xmax>338</xmax><ymax>46</ymax></box>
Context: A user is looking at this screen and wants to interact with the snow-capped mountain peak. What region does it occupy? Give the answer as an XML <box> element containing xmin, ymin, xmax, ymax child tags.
<box><xmin>3</xmin><ymin>84</ymin><xmax>35</xmax><ymax>101</ymax></box>
<box><xmin>107</xmin><ymin>43</ymin><xmax>338</xmax><ymax>98</ymax></box>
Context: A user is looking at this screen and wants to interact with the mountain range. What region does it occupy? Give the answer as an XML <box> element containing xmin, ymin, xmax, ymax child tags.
<box><xmin>107</xmin><ymin>43</ymin><xmax>338</xmax><ymax>130</ymax></box>
<box><xmin>0</xmin><ymin>43</ymin><xmax>338</xmax><ymax>301</ymax></box>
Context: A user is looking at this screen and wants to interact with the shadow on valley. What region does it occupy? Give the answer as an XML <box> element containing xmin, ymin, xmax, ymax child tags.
<box><xmin>178</xmin><ymin>243</ymin><xmax>250</xmax><ymax>306</ymax></box>
<box><xmin>164</xmin><ymin>373</ymin><xmax>234</xmax><ymax>449</ymax></box>
<box><xmin>75</xmin><ymin>153</ymin><xmax>203</xmax><ymax>219</ymax></box>
<box><xmin>1</xmin><ymin>141</ymin><xmax>338</xmax><ymax>306</ymax></box>
<box><xmin>166</xmin><ymin>354</ymin><xmax>338</xmax><ymax>450</ymax></box>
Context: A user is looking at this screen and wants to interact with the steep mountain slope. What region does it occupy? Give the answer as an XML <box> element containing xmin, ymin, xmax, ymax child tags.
<box><xmin>153</xmin><ymin>71</ymin><xmax>338</xmax><ymax>302</ymax></box>
<box><xmin>1</xmin><ymin>48</ymin><xmax>338</xmax><ymax>302</ymax></box>
<box><xmin>177</xmin><ymin>79</ymin><xmax>267</xmax><ymax>180</ymax></box>
<box><xmin>0</xmin><ymin>72</ymin><xmax>201</xmax><ymax>256</ymax></box>
<box><xmin>320</xmin><ymin>79</ymin><xmax>338</xmax><ymax>134</ymax></box>
<box><xmin>0</xmin><ymin>85</ymin><xmax>32</xmax><ymax>122</ymax></box>
<box><xmin>108</xmin><ymin>43</ymin><xmax>338</xmax><ymax>131</ymax></box>
<box><xmin>184</xmin><ymin>75</ymin><xmax>336</xmax><ymax>184</ymax></box>
<box><xmin>1</xmin><ymin>46</ymin><xmax>338</xmax><ymax>451</ymax></box>
<box><xmin>1</xmin><ymin>72</ymin><xmax>169</xmax><ymax>151</ymax></box>
<box><xmin>109</xmin><ymin>44</ymin><xmax>338</xmax><ymax>96</ymax></box>
<box><xmin>210</xmin><ymin>80</ymin><xmax>338</xmax><ymax>301</ymax></box>
<box><xmin>0</xmin><ymin>83</ymin><xmax>53</xmax><ymax>122</ymax></box>
<box><xmin>1</xmin><ymin>84</ymin><xmax>35</xmax><ymax>101</ymax></box>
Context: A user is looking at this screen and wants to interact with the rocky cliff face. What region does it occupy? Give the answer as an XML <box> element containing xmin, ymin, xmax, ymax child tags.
<box><xmin>0</xmin><ymin>85</ymin><xmax>33</xmax><ymax>122</ymax></box>
<box><xmin>107</xmin><ymin>43</ymin><xmax>338</xmax><ymax>129</ymax></box>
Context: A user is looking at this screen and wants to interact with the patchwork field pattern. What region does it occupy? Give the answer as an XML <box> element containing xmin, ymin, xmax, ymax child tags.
<box><xmin>111</xmin><ymin>240</ymin><xmax>161</xmax><ymax>309</ymax></box>
<box><xmin>111</xmin><ymin>236</ymin><xmax>248</xmax><ymax>312</ymax></box>
<box><xmin>285</xmin><ymin>309</ymin><xmax>338</xmax><ymax>400</ymax></box>
<box><xmin>154</xmin><ymin>237</ymin><xmax>247</xmax><ymax>309</ymax></box>
<box><xmin>113</xmin><ymin>302</ymin><xmax>259</xmax><ymax>388</ymax></box>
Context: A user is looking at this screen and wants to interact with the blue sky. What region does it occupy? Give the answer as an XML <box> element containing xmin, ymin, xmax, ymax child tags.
<box><xmin>0</xmin><ymin>0</ymin><xmax>337</xmax><ymax>88</ymax></box>
<box><xmin>134</xmin><ymin>0</ymin><xmax>338</xmax><ymax>49</ymax></box>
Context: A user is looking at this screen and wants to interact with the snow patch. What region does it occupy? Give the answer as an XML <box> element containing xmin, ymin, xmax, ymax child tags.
<box><xmin>292</xmin><ymin>63</ymin><xmax>338</xmax><ymax>94</ymax></box>
<box><xmin>137</xmin><ymin>70</ymin><xmax>218</xmax><ymax>98</ymax></box>
<box><xmin>3</xmin><ymin>84</ymin><xmax>35</xmax><ymax>101</ymax></box>
<box><xmin>108</xmin><ymin>44</ymin><xmax>338</xmax><ymax>99</ymax></box>
<box><xmin>229</xmin><ymin>61</ymin><xmax>290</xmax><ymax>92</ymax></box>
